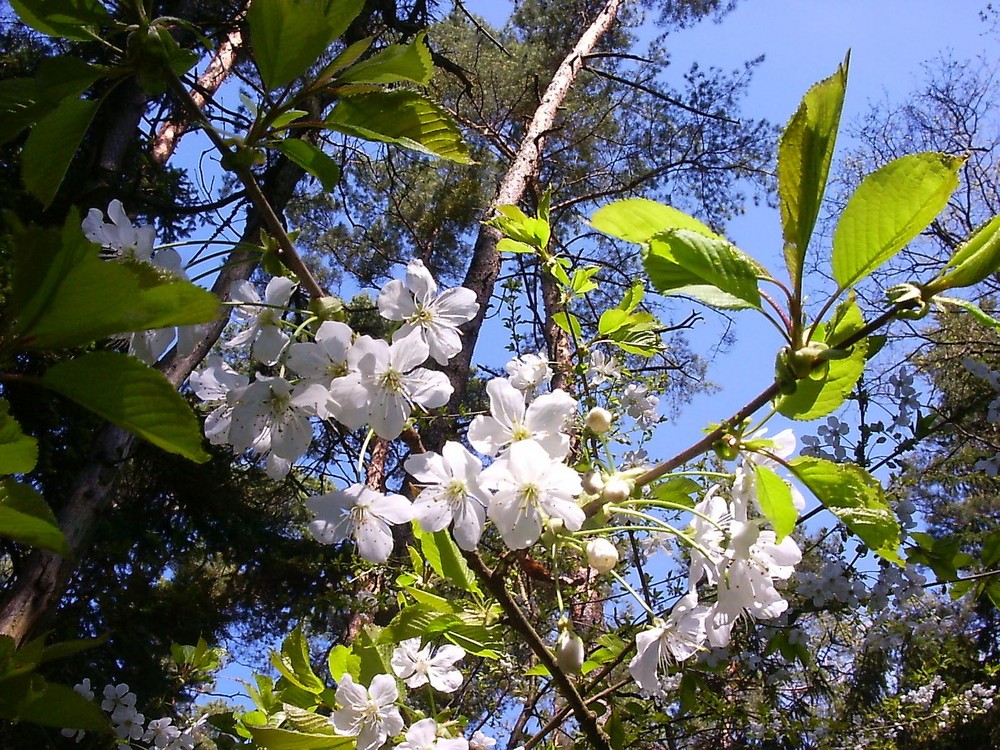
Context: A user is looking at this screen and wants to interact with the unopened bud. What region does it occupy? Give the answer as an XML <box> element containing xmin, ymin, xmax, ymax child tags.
<box><xmin>584</xmin><ymin>407</ymin><xmax>613</xmax><ymax>434</ymax></box>
<box><xmin>556</xmin><ymin>628</ymin><xmax>585</xmax><ymax>674</ymax></box>
<box><xmin>586</xmin><ymin>538</ymin><xmax>619</xmax><ymax>574</ymax></box>
<box><xmin>601</xmin><ymin>475</ymin><xmax>632</xmax><ymax>503</ymax></box>
<box><xmin>310</xmin><ymin>295</ymin><xmax>346</xmax><ymax>321</ymax></box>
<box><xmin>582</xmin><ymin>470</ymin><xmax>605</xmax><ymax>495</ymax></box>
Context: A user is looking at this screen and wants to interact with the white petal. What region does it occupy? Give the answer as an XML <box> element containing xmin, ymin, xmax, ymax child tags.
<box><xmin>377</xmin><ymin>280</ymin><xmax>417</xmax><ymax>321</ymax></box>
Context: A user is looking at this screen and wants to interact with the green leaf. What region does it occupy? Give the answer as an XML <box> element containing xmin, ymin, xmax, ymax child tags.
<box><xmin>789</xmin><ymin>456</ymin><xmax>902</xmax><ymax>564</ymax></box>
<box><xmin>248</xmin><ymin>726</ymin><xmax>354</xmax><ymax>750</ymax></box>
<box><xmin>0</xmin><ymin>479</ymin><xmax>68</xmax><ymax>554</ymax></box>
<box><xmin>753</xmin><ymin>465</ymin><xmax>796</xmax><ymax>541</ymax></box>
<box><xmin>491</xmin><ymin>205</ymin><xmax>550</xmax><ymax>247</ymax></box>
<box><xmin>778</xmin><ymin>56</ymin><xmax>848</xmax><ymax>287</ymax></box>
<box><xmin>326</xmin><ymin>90</ymin><xmax>472</xmax><ymax>163</ymax></box>
<box><xmin>42</xmin><ymin>352</ymin><xmax>210</xmax><ymax>462</ymax></box>
<box><xmin>931</xmin><ymin>213</ymin><xmax>1000</xmax><ymax>291</ymax></box>
<box><xmin>940</xmin><ymin>297</ymin><xmax>1000</xmax><ymax>333</ymax></box>
<box><xmin>590</xmin><ymin>198</ymin><xmax>722</xmax><ymax>244</ymax></box>
<box><xmin>552</xmin><ymin>311</ymin><xmax>583</xmax><ymax>340</ymax></box>
<box><xmin>248</xmin><ymin>0</ymin><xmax>365</xmax><ymax>91</ymax></box>
<box><xmin>415</xmin><ymin>524</ymin><xmax>481</xmax><ymax>594</ymax></box>
<box><xmin>16</xmin><ymin>681</ymin><xmax>108</xmax><ymax>729</ymax></box>
<box><xmin>0</xmin><ymin>400</ymin><xmax>37</xmax><ymax>475</ymax></box>
<box><xmin>645</xmin><ymin>229</ymin><xmax>761</xmax><ymax>309</ymax></box>
<box><xmin>273</xmin><ymin>139</ymin><xmax>341</xmax><ymax>192</ymax></box>
<box><xmin>11</xmin><ymin>216</ymin><xmax>221</xmax><ymax>351</ymax></box>
<box><xmin>274</xmin><ymin>626</ymin><xmax>325</xmax><ymax>694</ymax></box>
<box><xmin>497</xmin><ymin>238</ymin><xmax>536</xmax><ymax>254</ymax></box>
<box><xmin>326</xmin><ymin>645</ymin><xmax>360</xmax><ymax>682</ymax></box>
<box><xmin>618</xmin><ymin>282</ymin><xmax>644</xmax><ymax>313</ymax></box>
<box><xmin>269</xmin><ymin>109</ymin><xmax>309</xmax><ymax>130</ymax></box>
<box><xmin>338</xmin><ymin>31</ymin><xmax>433</xmax><ymax>85</ymax></box>
<box><xmin>776</xmin><ymin>299</ymin><xmax>868</xmax><ymax>420</ymax></box>
<box><xmin>10</xmin><ymin>0</ymin><xmax>110</xmax><ymax>40</ymax></box>
<box><xmin>22</xmin><ymin>97</ymin><xmax>97</xmax><ymax>207</ymax></box>
<box><xmin>0</xmin><ymin>57</ymin><xmax>105</xmax><ymax>144</ymax></box>
<box><xmin>832</xmin><ymin>152</ymin><xmax>965</xmax><ymax>289</ymax></box>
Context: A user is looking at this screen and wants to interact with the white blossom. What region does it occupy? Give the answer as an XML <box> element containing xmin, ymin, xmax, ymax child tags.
<box><xmin>225</xmin><ymin>276</ymin><xmax>297</xmax><ymax>365</ymax></box>
<box><xmin>504</xmin><ymin>353</ymin><xmax>552</xmax><ymax>391</ymax></box>
<box><xmin>629</xmin><ymin>591</ymin><xmax>710</xmax><ymax>692</ymax></box>
<box><xmin>329</xmin><ymin>335</ymin><xmax>453</xmax><ymax>439</ymax></box>
<box><xmin>377</xmin><ymin>259</ymin><xmax>479</xmax><ymax>365</ymax></box>
<box><xmin>391</xmin><ymin>637</ymin><xmax>466</xmax><ymax>692</ymax></box>
<box><xmin>286</xmin><ymin>320</ymin><xmax>354</xmax><ymax>384</ymax></box>
<box><xmin>480</xmin><ymin>439</ymin><xmax>584</xmax><ymax>549</ymax></box>
<box><xmin>404</xmin><ymin>441</ymin><xmax>490</xmax><ymax>550</ymax></box>
<box><xmin>587</xmin><ymin>349</ymin><xmax>621</xmax><ymax>386</ymax></box>
<box><xmin>396</xmin><ymin>718</ymin><xmax>469</xmax><ymax>750</ymax></box>
<box><xmin>468</xmin><ymin>377</ymin><xmax>576</xmax><ymax>458</ymax></box>
<box><xmin>82</xmin><ymin>199</ymin><xmax>155</xmax><ymax>260</ymax></box>
<box><xmin>332</xmin><ymin>674</ymin><xmax>405</xmax><ymax>750</ymax></box>
<box><xmin>308</xmin><ymin>483</ymin><xmax>413</xmax><ymax>563</ymax></box>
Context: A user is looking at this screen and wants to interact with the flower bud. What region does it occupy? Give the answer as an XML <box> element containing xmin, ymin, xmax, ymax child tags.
<box><xmin>601</xmin><ymin>474</ymin><xmax>632</xmax><ymax>503</ymax></box>
<box><xmin>584</xmin><ymin>407</ymin><xmax>613</xmax><ymax>434</ymax></box>
<box><xmin>582</xmin><ymin>470</ymin><xmax>605</xmax><ymax>495</ymax></box>
<box><xmin>586</xmin><ymin>538</ymin><xmax>619</xmax><ymax>574</ymax></box>
<box><xmin>556</xmin><ymin>628</ymin><xmax>585</xmax><ymax>674</ymax></box>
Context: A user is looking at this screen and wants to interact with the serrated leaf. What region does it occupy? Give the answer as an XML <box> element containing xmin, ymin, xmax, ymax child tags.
<box><xmin>552</xmin><ymin>311</ymin><xmax>582</xmax><ymax>339</ymax></box>
<box><xmin>269</xmin><ymin>109</ymin><xmax>309</xmax><ymax>130</ymax></box>
<box><xmin>338</xmin><ymin>31</ymin><xmax>433</xmax><ymax>85</ymax></box>
<box><xmin>22</xmin><ymin>97</ymin><xmax>97</xmax><ymax>207</ymax></box>
<box><xmin>497</xmin><ymin>238</ymin><xmax>536</xmax><ymax>254</ymax></box>
<box><xmin>327</xmin><ymin>645</ymin><xmax>360</xmax><ymax>682</ymax></box>
<box><xmin>415</xmin><ymin>525</ymin><xmax>480</xmax><ymax>594</ymax></box>
<box><xmin>778</xmin><ymin>57</ymin><xmax>848</xmax><ymax>288</ymax></box>
<box><xmin>248</xmin><ymin>0</ymin><xmax>365</xmax><ymax>91</ymax></box>
<box><xmin>525</xmin><ymin>663</ymin><xmax>550</xmax><ymax>676</ymax></box>
<box><xmin>776</xmin><ymin>299</ymin><xmax>868</xmax><ymax>420</ymax></box>
<box><xmin>932</xmin><ymin>213</ymin><xmax>1000</xmax><ymax>291</ymax></box>
<box><xmin>16</xmin><ymin>681</ymin><xmax>109</xmax><ymax>729</ymax></box>
<box><xmin>275</xmin><ymin>626</ymin><xmax>325</xmax><ymax>694</ymax></box>
<box><xmin>645</xmin><ymin>229</ymin><xmax>761</xmax><ymax>309</ymax></box>
<box><xmin>0</xmin><ymin>479</ymin><xmax>68</xmax><ymax>554</ymax></box>
<box><xmin>248</xmin><ymin>726</ymin><xmax>354</xmax><ymax>750</ymax></box>
<box><xmin>753</xmin><ymin>465</ymin><xmax>796</xmax><ymax>541</ymax></box>
<box><xmin>0</xmin><ymin>57</ymin><xmax>104</xmax><ymax>144</ymax></box>
<box><xmin>0</xmin><ymin>400</ymin><xmax>37</xmax><ymax>475</ymax></box>
<box><xmin>326</xmin><ymin>90</ymin><xmax>472</xmax><ymax>163</ymax></box>
<box><xmin>789</xmin><ymin>456</ymin><xmax>902</xmax><ymax>564</ymax></box>
<box><xmin>10</xmin><ymin>0</ymin><xmax>110</xmax><ymax>40</ymax></box>
<box><xmin>11</xmin><ymin>217</ymin><xmax>221</xmax><ymax>351</ymax></box>
<box><xmin>42</xmin><ymin>352</ymin><xmax>210</xmax><ymax>462</ymax></box>
<box><xmin>274</xmin><ymin>139</ymin><xmax>341</xmax><ymax>192</ymax></box>
<box><xmin>832</xmin><ymin>152</ymin><xmax>965</xmax><ymax>289</ymax></box>
<box><xmin>590</xmin><ymin>198</ymin><xmax>722</xmax><ymax>244</ymax></box>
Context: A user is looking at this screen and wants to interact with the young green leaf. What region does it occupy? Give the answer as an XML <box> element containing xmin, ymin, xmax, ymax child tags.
<box><xmin>645</xmin><ymin>229</ymin><xmax>762</xmax><ymax>309</ymax></box>
<box><xmin>0</xmin><ymin>401</ymin><xmax>38</xmax><ymax>475</ymax></box>
<box><xmin>337</xmin><ymin>31</ymin><xmax>433</xmax><ymax>86</ymax></box>
<box><xmin>0</xmin><ymin>479</ymin><xmax>69</xmax><ymax>555</ymax></box>
<box><xmin>326</xmin><ymin>90</ymin><xmax>472</xmax><ymax>163</ymax></box>
<box><xmin>42</xmin><ymin>352</ymin><xmax>210</xmax><ymax>462</ymax></box>
<box><xmin>14</xmin><ymin>681</ymin><xmax>109</xmax><ymax>730</ymax></box>
<box><xmin>832</xmin><ymin>152</ymin><xmax>965</xmax><ymax>289</ymax></box>
<box><xmin>248</xmin><ymin>726</ymin><xmax>353</xmax><ymax>750</ymax></box>
<box><xmin>10</xmin><ymin>0</ymin><xmax>110</xmax><ymax>41</ymax></box>
<box><xmin>414</xmin><ymin>524</ymin><xmax>481</xmax><ymax>594</ymax></box>
<box><xmin>248</xmin><ymin>0</ymin><xmax>365</xmax><ymax>91</ymax></box>
<box><xmin>22</xmin><ymin>97</ymin><xmax>97</xmax><ymax>207</ymax></box>
<box><xmin>273</xmin><ymin>139</ymin><xmax>341</xmax><ymax>192</ymax></box>
<box><xmin>590</xmin><ymin>197</ymin><xmax>722</xmax><ymax>244</ymax></box>
<box><xmin>778</xmin><ymin>56</ymin><xmax>848</xmax><ymax>288</ymax></box>
<box><xmin>10</xmin><ymin>217</ymin><xmax>221</xmax><ymax>351</ymax></box>
<box><xmin>928</xmin><ymin>213</ymin><xmax>1000</xmax><ymax>292</ymax></box>
<box><xmin>789</xmin><ymin>456</ymin><xmax>902</xmax><ymax>564</ymax></box>
<box><xmin>327</xmin><ymin>645</ymin><xmax>361</xmax><ymax>682</ymax></box>
<box><xmin>776</xmin><ymin>299</ymin><xmax>868</xmax><ymax>420</ymax></box>
<box><xmin>753</xmin><ymin>465</ymin><xmax>797</xmax><ymax>541</ymax></box>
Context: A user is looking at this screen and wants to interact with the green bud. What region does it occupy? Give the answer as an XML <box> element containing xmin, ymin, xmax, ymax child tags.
<box><xmin>310</xmin><ymin>296</ymin><xmax>346</xmax><ymax>322</ymax></box>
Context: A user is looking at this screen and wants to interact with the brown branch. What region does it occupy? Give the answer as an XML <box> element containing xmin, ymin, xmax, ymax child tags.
<box><xmin>463</xmin><ymin>551</ymin><xmax>612</xmax><ymax>750</ymax></box>
<box><xmin>151</xmin><ymin>19</ymin><xmax>246</xmax><ymax>166</ymax></box>
<box><xmin>438</xmin><ymin>0</ymin><xmax>626</xmax><ymax>433</ymax></box>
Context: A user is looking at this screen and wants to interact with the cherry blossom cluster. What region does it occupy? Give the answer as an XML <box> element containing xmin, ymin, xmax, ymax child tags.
<box><xmin>331</xmin><ymin>639</ymin><xmax>496</xmax><ymax>750</ymax></box>
<box><xmin>83</xmin><ymin>202</ymin><xmax>204</xmax><ymax>364</ymax></box>
<box><xmin>61</xmin><ymin>680</ymin><xmax>204</xmax><ymax>748</ymax></box>
<box><xmin>627</xmin><ymin>431</ymin><xmax>803</xmax><ymax>693</ymax></box>
<box><xmin>188</xmin><ymin>258</ymin><xmax>479</xmax><ymax>481</ymax></box>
